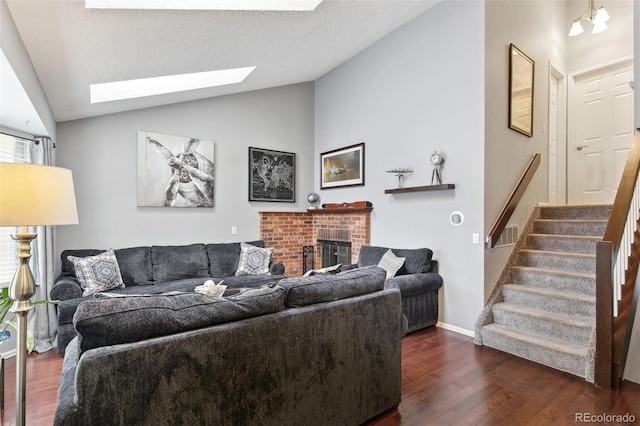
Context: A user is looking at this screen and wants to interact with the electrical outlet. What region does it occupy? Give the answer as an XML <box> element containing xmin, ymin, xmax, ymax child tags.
<box><xmin>231</xmin><ymin>226</ymin><xmax>238</xmax><ymax>235</ymax></box>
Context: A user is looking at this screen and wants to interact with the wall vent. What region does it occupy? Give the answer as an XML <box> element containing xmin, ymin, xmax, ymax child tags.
<box><xmin>496</xmin><ymin>225</ymin><xmax>519</xmax><ymax>247</ymax></box>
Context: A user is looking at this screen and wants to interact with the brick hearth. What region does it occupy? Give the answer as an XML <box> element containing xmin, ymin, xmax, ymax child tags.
<box><xmin>260</xmin><ymin>209</ymin><xmax>371</xmax><ymax>277</ymax></box>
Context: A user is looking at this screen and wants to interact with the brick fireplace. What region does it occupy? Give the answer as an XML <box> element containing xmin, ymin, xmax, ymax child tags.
<box><xmin>259</xmin><ymin>208</ymin><xmax>371</xmax><ymax>277</ymax></box>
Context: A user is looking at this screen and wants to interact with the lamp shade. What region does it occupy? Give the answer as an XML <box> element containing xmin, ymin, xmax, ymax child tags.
<box><xmin>0</xmin><ymin>163</ymin><xmax>79</xmax><ymax>226</ymax></box>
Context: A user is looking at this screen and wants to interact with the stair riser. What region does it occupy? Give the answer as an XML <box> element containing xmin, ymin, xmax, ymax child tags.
<box><xmin>481</xmin><ymin>326</ymin><xmax>587</xmax><ymax>378</ymax></box>
<box><xmin>533</xmin><ymin>220</ymin><xmax>607</xmax><ymax>236</ymax></box>
<box><xmin>539</xmin><ymin>205</ymin><xmax>612</xmax><ymax>220</ymax></box>
<box><xmin>527</xmin><ymin>235</ymin><xmax>598</xmax><ymax>254</ymax></box>
<box><xmin>502</xmin><ymin>287</ymin><xmax>595</xmax><ymax>319</ymax></box>
<box><xmin>510</xmin><ymin>269</ymin><xmax>595</xmax><ymax>296</ymax></box>
<box><xmin>519</xmin><ymin>252</ymin><xmax>595</xmax><ymax>274</ymax></box>
<box><xmin>492</xmin><ymin>304</ymin><xmax>591</xmax><ymax>346</ymax></box>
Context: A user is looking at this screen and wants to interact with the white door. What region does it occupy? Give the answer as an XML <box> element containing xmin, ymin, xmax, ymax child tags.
<box><xmin>569</xmin><ymin>60</ymin><xmax>634</xmax><ymax>205</ymax></box>
<box><xmin>548</xmin><ymin>74</ymin><xmax>558</xmax><ymax>204</ymax></box>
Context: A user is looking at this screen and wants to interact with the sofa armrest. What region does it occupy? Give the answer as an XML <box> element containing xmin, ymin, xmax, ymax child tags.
<box><xmin>384</xmin><ymin>273</ymin><xmax>442</xmax><ymax>297</ymax></box>
<box><xmin>269</xmin><ymin>262</ymin><xmax>285</xmax><ymax>276</ymax></box>
<box><xmin>50</xmin><ymin>275</ymin><xmax>83</xmax><ymax>301</ymax></box>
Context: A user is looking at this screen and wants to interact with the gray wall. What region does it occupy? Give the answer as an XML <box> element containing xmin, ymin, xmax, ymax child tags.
<box><xmin>56</xmin><ymin>83</ymin><xmax>315</xmax><ymax>273</ymax></box>
<box><xmin>315</xmin><ymin>0</ymin><xmax>485</xmax><ymax>333</ymax></box>
<box><xmin>484</xmin><ymin>0</ymin><xmax>568</xmax><ymax>300</ymax></box>
<box><xmin>0</xmin><ymin>0</ymin><xmax>55</xmax><ymax>139</ymax></box>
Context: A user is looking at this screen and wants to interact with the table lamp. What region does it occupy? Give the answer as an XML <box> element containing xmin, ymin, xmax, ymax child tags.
<box><xmin>0</xmin><ymin>163</ymin><xmax>78</xmax><ymax>426</ymax></box>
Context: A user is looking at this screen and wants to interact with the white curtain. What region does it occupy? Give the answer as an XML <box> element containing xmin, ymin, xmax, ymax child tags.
<box><xmin>27</xmin><ymin>137</ymin><xmax>58</xmax><ymax>352</ymax></box>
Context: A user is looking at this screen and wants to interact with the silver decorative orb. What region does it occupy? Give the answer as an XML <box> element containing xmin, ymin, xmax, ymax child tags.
<box><xmin>429</xmin><ymin>151</ymin><xmax>443</xmax><ymax>166</ymax></box>
<box><xmin>306</xmin><ymin>192</ymin><xmax>320</xmax><ymax>208</ymax></box>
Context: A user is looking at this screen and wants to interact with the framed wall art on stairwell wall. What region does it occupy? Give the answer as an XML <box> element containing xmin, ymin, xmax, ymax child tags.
<box><xmin>137</xmin><ymin>131</ymin><xmax>215</xmax><ymax>207</ymax></box>
<box><xmin>508</xmin><ymin>43</ymin><xmax>534</xmax><ymax>137</ymax></box>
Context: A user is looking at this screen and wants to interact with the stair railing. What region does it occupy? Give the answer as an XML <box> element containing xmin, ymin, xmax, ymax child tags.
<box><xmin>486</xmin><ymin>153</ymin><xmax>540</xmax><ymax>248</ymax></box>
<box><xmin>595</xmin><ymin>130</ymin><xmax>640</xmax><ymax>390</ymax></box>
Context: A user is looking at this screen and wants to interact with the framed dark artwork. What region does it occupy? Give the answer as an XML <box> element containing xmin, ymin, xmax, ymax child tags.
<box><xmin>509</xmin><ymin>43</ymin><xmax>534</xmax><ymax>137</ymax></box>
<box><xmin>249</xmin><ymin>147</ymin><xmax>295</xmax><ymax>202</ymax></box>
<box><xmin>321</xmin><ymin>142</ymin><xmax>365</xmax><ymax>189</ymax></box>
<box><xmin>137</xmin><ymin>131</ymin><xmax>215</xmax><ymax>207</ymax></box>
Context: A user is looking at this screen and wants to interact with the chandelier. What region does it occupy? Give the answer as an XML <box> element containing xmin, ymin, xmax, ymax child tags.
<box><xmin>568</xmin><ymin>0</ymin><xmax>610</xmax><ymax>37</ymax></box>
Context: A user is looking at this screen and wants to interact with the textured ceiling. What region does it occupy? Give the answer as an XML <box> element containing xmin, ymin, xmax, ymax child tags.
<box><xmin>5</xmin><ymin>0</ymin><xmax>441</xmax><ymax>124</ymax></box>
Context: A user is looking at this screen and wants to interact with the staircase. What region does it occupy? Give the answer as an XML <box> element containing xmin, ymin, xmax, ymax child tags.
<box><xmin>476</xmin><ymin>204</ymin><xmax>612</xmax><ymax>382</ymax></box>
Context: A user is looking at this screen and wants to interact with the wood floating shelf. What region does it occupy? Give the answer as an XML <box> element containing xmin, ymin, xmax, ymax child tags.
<box><xmin>385</xmin><ymin>184</ymin><xmax>455</xmax><ymax>194</ymax></box>
<box><xmin>307</xmin><ymin>207</ymin><xmax>373</xmax><ymax>213</ymax></box>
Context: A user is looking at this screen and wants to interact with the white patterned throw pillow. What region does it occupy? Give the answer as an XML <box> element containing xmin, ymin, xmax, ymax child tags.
<box><xmin>378</xmin><ymin>249</ymin><xmax>406</xmax><ymax>280</ymax></box>
<box><xmin>68</xmin><ymin>249</ymin><xmax>125</xmax><ymax>297</ymax></box>
<box><xmin>235</xmin><ymin>242</ymin><xmax>274</xmax><ymax>276</ymax></box>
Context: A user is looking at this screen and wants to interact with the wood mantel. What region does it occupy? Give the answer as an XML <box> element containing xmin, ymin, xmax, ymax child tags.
<box><xmin>307</xmin><ymin>207</ymin><xmax>373</xmax><ymax>213</ymax></box>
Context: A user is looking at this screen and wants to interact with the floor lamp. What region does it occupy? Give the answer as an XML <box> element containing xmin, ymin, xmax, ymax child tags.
<box><xmin>0</xmin><ymin>163</ymin><xmax>78</xmax><ymax>426</ymax></box>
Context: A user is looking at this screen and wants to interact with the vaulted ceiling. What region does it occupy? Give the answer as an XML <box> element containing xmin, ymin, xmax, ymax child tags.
<box><xmin>3</xmin><ymin>0</ymin><xmax>441</xmax><ymax>132</ymax></box>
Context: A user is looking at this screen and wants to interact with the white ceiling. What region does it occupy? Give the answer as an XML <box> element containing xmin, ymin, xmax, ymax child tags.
<box><xmin>3</xmin><ymin>0</ymin><xmax>441</xmax><ymax>132</ymax></box>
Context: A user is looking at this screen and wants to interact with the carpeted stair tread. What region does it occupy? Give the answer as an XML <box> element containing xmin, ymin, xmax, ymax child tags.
<box><xmin>533</xmin><ymin>219</ymin><xmax>607</xmax><ymax>236</ymax></box>
<box><xmin>518</xmin><ymin>249</ymin><xmax>595</xmax><ymax>274</ymax></box>
<box><xmin>510</xmin><ymin>266</ymin><xmax>595</xmax><ymax>296</ymax></box>
<box><xmin>539</xmin><ymin>204</ymin><xmax>612</xmax><ymax>220</ymax></box>
<box><xmin>502</xmin><ymin>284</ymin><xmax>595</xmax><ymax>319</ymax></box>
<box><xmin>526</xmin><ymin>234</ymin><xmax>600</xmax><ymax>254</ymax></box>
<box><xmin>480</xmin><ymin>323</ymin><xmax>588</xmax><ymax>378</ymax></box>
<box><xmin>491</xmin><ymin>302</ymin><xmax>592</xmax><ymax>345</ymax></box>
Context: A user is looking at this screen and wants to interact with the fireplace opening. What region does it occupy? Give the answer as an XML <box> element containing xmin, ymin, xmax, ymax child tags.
<box><xmin>318</xmin><ymin>239</ymin><xmax>352</xmax><ymax>268</ymax></box>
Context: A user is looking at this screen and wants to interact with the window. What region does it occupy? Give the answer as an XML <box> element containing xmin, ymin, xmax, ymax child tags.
<box><xmin>0</xmin><ymin>134</ymin><xmax>32</xmax><ymax>287</ymax></box>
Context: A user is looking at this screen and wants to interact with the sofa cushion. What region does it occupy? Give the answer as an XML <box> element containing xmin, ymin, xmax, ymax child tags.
<box><xmin>114</xmin><ymin>246</ymin><xmax>153</xmax><ymax>285</ymax></box>
<box><xmin>68</xmin><ymin>249</ymin><xmax>125</xmax><ymax>297</ymax></box>
<box><xmin>61</xmin><ymin>249</ymin><xmax>104</xmax><ymax>276</ymax></box>
<box><xmin>235</xmin><ymin>242</ymin><xmax>273</xmax><ymax>276</ymax></box>
<box><xmin>279</xmin><ymin>266</ymin><xmax>386</xmax><ymax>307</ymax></box>
<box><xmin>378</xmin><ymin>249</ymin><xmax>405</xmax><ymax>280</ymax></box>
<box><xmin>61</xmin><ymin>247</ymin><xmax>152</xmax><ymax>286</ymax></box>
<box><xmin>358</xmin><ymin>246</ymin><xmax>432</xmax><ymax>275</ymax></box>
<box><xmin>151</xmin><ymin>244</ymin><xmax>210</xmax><ymax>281</ymax></box>
<box><xmin>207</xmin><ymin>240</ymin><xmax>264</xmax><ymax>277</ymax></box>
<box><xmin>74</xmin><ymin>283</ymin><xmax>286</xmax><ymax>356</ymax></box>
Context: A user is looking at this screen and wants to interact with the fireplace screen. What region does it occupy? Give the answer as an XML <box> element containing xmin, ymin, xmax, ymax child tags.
<box><xmin>318</xmin><ymin>240</ymin><xmax>352</xmax><ymax>268</ymax></box>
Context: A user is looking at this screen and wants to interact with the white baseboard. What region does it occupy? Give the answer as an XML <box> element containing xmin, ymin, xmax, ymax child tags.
<box><xmin>1</xmin><ymin>348</ymin><xmax>16</xmax><ymax>359</ymax></box>
<box><xmin>436</xmin><ymin>321</ymin><xmax>474</xmax><ymax>338</ymax></box>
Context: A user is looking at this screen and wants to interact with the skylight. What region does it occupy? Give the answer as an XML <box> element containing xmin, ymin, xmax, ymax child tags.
<box><xmin>85</xmin><ymin>0</ymin><xmax>324</xmax><ymax>11</ymax></box>
<box><xmin>90</xmin><ymin>66</ymin><xmax>256</xmax><ymax>104</ymax></box>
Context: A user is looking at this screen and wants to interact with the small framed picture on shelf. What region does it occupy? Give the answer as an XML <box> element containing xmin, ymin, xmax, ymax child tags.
<box><xmin>320</xmin><ymin>142</ymin><xmax>365</xmax><ymax>189</ymax></box>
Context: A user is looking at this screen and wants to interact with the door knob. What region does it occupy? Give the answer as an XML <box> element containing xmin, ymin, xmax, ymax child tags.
<box><xmin>576</xmin><ymin>145</ymin><xmax>586</xmax><ymax>151</ymax></box>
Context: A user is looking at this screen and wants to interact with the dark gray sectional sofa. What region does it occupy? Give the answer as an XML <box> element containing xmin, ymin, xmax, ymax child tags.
<box><xmin>344</xmin><ymin>245</ymin><xmax>443</xmax><ymax>333</ymax></box>
<box><xmin>54</xmin><ymin>266</ymin><xmax>405</xmax><ymax>426</ymax></box>
<box><xmin>51</xmin><ymin>241</ymin><xmax>285</xmax><ymax>353</ymax></box>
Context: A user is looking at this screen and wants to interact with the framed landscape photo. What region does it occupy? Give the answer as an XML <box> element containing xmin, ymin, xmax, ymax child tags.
<box><xmin>249</xmin><ymin>147</ymin><xmax>295</xmax><ymax>202</ymax></box>
<box><xmin>320</xmin><ymin>142</ymin><xmax>365</xmax><ymax>189</ymax></box>
<box><xmin>509</xmin><ymin>43</ymin><xmax>534</xmax><ymax>137</ymax></box>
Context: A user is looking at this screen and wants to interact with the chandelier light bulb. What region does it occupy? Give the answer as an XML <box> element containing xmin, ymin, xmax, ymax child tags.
<box><xmin>593</xmin><ymin>7</ymin><xmax>610</xmax><ymax>24</ymax></box>
<box><xmin>568</xmin><ymin>1</ymin><xmax>610</xmax><ymax>37</ymax></box>
<box><xmin>591</xmin><ymin>20</ymin><xmax>608</xmax><ymax>34</ymax></box>
<box><xmin>568</xmin><ymin>20</ymin><xmax>584</xmax><ymax>37</ymax></box>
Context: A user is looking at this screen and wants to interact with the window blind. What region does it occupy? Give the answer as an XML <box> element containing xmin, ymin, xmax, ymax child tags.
<box><xmin>0</xmin><ymin>134</ymin><xmax>32</xmax><ymax>287</ymax></box>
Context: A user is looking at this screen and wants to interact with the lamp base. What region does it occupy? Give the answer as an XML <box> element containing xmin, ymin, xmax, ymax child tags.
<box><xmin>9</xmin><ymin>231</ymin><xmax>37</xmax><ymax>426</ymax></box>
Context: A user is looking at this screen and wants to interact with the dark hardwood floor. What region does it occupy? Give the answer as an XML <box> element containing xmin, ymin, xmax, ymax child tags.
<box><xmin>1</xmin><ymin>327</ymin><xmax>638</xmax><ymax>425</ymax></box>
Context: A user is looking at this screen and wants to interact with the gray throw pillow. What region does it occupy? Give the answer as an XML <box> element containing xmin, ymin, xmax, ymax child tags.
<box><xmin>235</xmin><ymin>242</ymin><xmax>274</xmax><ymax>276</ymax></box>
<box><xmin>68</xmin><ymin>249</ymin><xmax>125</xmax><ymax>297</ymax></box>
